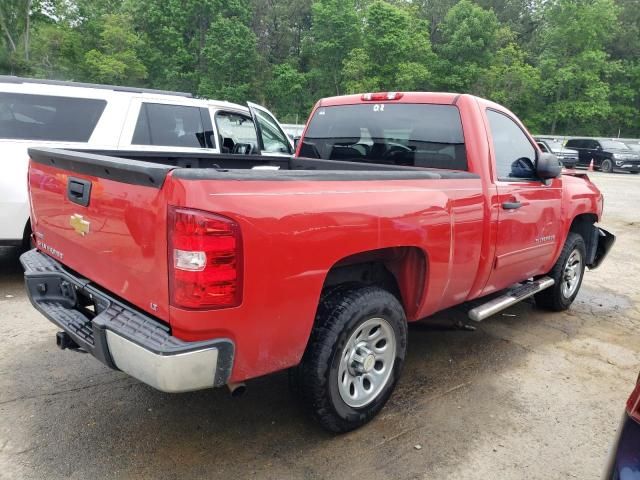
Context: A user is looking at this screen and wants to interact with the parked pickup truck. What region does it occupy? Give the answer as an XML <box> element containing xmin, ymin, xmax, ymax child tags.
<box><xmin>21</xmin><ymin>92</ymin><xmax>614</xmax><ymax>432</ymax></box>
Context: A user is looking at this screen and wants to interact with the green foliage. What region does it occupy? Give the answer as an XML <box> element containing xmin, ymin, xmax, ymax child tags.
<box><xmin>434</xmin><ymin>0</ymin><xmax>501</xmax><ymax>92</ymax></box>
<box><xmin>83</xmin><ymin>14</ymin><xmax>146</xmax><ymax>84</ymax></box>
<box><xmin>265</xmin><ymin>62</ymin><xmax>308</xmax><ymax>122</ymax></box>
<box><xmin>535</xmin><ymin>0</ymin><xmax>620</xmax><ymax>134</ymax></box>
<box><xmin>307</xmin><ymin>0</ymin><xmax>360</xmax><ymax>96</ymax></box>
<box><xmin>0</xmin><ymin>0</ymin><xmax>639</xmax><ymax>136</ymax></box>
<box><xmin>198</xmin><ymin>14</ymin><xmax>259</xmax><ymax>103</ymax></box>
<box><xmin>477</xmin><ymin>43</ymin><xmax>542</xmax><ymax>128</ymax></box>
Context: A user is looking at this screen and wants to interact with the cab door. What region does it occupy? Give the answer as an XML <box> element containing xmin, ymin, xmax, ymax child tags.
<box><xmin>483</xmin><ymin>109</ymin><xmax>562</xmax><ymax>294</ymax></box>
<box><xmin>247</xmin><ymin>102</ymin><xmax>294</xmax><ymax>156</ymax></box>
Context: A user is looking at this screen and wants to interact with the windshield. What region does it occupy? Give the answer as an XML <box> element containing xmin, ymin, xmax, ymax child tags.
<box><xmin>299</xmin><ymin>103</ymin><xmax>468</xmax><ymax>171</ymax></box>
<box><xmin>601</xmin><ymin>140</ymin><xmax>629</xmax><ymax>150</ymax></box>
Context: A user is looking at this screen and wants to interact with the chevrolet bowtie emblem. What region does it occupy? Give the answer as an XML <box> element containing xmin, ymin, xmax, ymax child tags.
<box><xmin>70</xmin><ymin>214</ymin><xmax>90</xmax><ymax>236</ymax></box>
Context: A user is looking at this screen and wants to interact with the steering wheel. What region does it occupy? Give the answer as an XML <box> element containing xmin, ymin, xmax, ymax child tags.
<box><xmin>383</xmin><ymin>144</ymin><xmax>412</xmax><ymax>157</ymax></box>
<box><xmin>233</xmin><ymin>143</ymin><xmax>254</xmax><ymax>155</ymax></box>
<box><xmin>382</xmin><ymin>144</ymin><xmax>413</xmax><ymax>164</ymax></box>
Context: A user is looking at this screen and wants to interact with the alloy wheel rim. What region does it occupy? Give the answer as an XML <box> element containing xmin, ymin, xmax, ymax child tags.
<box><xmin>561</xmin><ymin>249</ymin><xmax>583</xmax><ymax>298</ymax></box>
<box><xmin>337</xmin><ymin>317</ymin><xmax>396</xmax><ymax>408</ymax></box>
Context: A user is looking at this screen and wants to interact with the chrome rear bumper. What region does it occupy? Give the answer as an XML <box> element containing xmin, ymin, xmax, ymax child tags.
<box><xmin>21</xmin><ymin>249</ymin><xmax>234</xmax><ymax>393</ymax></box>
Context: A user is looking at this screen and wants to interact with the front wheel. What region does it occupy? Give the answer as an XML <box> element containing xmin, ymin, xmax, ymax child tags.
<box><xmin>601</xmin><ymin>158</ymin><xmax>614</xmax><ymax>173</ymax></box>
<box><xmin>292</xmin><ymin>286</ymin><xmax>407</xmax><ymax>432</ymax></box>
<box><xmin>535</xmin><ymin>232</ymin><xmax>586</xmax><ymax>311</ymax></box>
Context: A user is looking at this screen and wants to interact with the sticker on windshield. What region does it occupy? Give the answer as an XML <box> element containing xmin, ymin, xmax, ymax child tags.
<box><xmin>373</xmin><ymin>104</ymin><xmax>385</xmax><ymax>112</ymax></box>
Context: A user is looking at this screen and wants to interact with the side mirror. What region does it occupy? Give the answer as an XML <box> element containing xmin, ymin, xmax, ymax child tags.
<box><xmin>536</xmin><ymin>152</ymin><xmax>562</xmax><ymax>179</ymax></box>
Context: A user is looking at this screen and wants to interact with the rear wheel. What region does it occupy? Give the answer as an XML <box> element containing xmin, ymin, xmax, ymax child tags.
<box><xmin>292</xmin><ymin>286</ymin><xmax>407</xmax><ymax>432</ymax></box>
<box><xmin>600</xmin><ymin>158</ymin><xmax>613</xmax><ymax>173</ymax></box>
<box><xmin>535</xmin><ymin>232</ymin><xmax>586</xmax><ymax>311</ymax></box>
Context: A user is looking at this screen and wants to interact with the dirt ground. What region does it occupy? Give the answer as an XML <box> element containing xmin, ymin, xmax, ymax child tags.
<box><xmin>0</xmin><ymin>171</ymin><xmax>638</xmax><ymax>480</ymax></box>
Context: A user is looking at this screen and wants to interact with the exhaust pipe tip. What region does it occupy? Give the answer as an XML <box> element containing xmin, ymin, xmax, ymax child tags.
<box><xmin>227</xmin><ymin>382</ymin><xmax>247</xmax><ymax>398</ymax></box>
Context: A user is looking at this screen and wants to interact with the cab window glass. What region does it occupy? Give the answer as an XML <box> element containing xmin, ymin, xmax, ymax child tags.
<box><xmin>486</xmin><ymin>110</ymin><xmax>536</xmax><ymax>180</ymax></box>
<box><xmin>254</xmin><ymin>109</ymin><xmax>291</xmax><ymax>153</ymax></box>
<box><xmin>215</xmin><ymin>112</ymin><xmax>258</xmax><ymax>153</ymax></box>
<box><xmin>0</xmin><ymin>92</ymin><xmax>105</xmax><ymax>141</ymax></box>
<box><xmin>300</xmin><ymin>103</ymin><xmax>467</xmax><ymax>170</ymax></box>
<box><xmin>133</xmin><ymin>103</ymin><xmax>206</xmax><ymax>148</ymax></box>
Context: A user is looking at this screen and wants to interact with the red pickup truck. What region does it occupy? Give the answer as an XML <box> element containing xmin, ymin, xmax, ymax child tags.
<box><xmin>21</xmin><ymin>92</ymin><xmax>614</xmax><ymax>432</ymax></box>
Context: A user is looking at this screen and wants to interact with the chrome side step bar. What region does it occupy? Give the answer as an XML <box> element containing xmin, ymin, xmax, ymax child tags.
<box><xmin>468</xmin><ymin>277</ymin><xmax>555</xmax><ymax>322</ymax></box>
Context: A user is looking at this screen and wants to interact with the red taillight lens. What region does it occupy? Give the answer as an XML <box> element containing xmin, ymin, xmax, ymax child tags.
<box><xmin>361</xmin><ymin>92</ymin><xmax>404</xmax><ymax>101</ymax></box>
<box><xmin>627</xmin><ymin>376</ymin><xmax>640</xmax><ymax>423</ymax></box>
<box><xmin>168</xmin><ymin>207</ymin><xmax>243</xmax><ymax>309</ymax></box>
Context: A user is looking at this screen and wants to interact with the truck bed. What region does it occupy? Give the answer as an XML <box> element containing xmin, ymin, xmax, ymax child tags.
<box><xmin>30</xmin><ymin>147</ymin><xmax>478</xmax><ymax>189</ymax></box>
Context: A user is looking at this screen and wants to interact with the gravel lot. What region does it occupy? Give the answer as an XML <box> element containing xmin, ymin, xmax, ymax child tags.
<box><xmin>1</xmin><ymin>171</ymin><xmax>638</xmax><ymax>480</ymax></box>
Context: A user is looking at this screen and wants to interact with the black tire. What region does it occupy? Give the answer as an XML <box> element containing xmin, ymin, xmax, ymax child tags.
<box><xmin>630</xmin><ymin>171</ymin><xmax>639</xmax><ymax>175</ymax></box>
<box><xmin>600</xmin><ymin>158</ymin><xmax>613</xmax><ymax>173</ymax></box>
<box><xmin>535</xmin><ymin>232</ymin><xmax>586</xmax><ymax>311</ymax></box>
<box><xmin>292</xmin><ymin>285</ymin><xmax>407</xmax><ymax>432</ymax></box>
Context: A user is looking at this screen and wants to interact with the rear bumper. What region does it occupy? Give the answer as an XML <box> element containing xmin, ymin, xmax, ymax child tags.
<box><xmin>20</xmin><ymin>249</ymin><xmax>234</xmax><ymax>393</ymax></box>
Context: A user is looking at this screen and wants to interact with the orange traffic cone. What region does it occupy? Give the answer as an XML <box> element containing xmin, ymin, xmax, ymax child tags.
<box><xmin>588</xmin><ymin>158</ymin><xmax>594</xmax><ymax>171</ymax></box>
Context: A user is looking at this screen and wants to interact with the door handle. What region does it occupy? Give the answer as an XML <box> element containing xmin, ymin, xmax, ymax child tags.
<box><xmin>502</xmin><ymin>201</ymin><xmax>522</xmax><ymax>210</ymax></box>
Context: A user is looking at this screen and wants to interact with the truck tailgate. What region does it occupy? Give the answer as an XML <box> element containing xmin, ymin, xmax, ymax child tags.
<box><xmin>28</xmin><ymin>148</ymin><xmax>174</xmax><ymax>321</ymax></box>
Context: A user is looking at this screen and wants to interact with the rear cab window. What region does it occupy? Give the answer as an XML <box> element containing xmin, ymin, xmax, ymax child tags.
<box><xmin>299</xmin><ymin>103</ymin><xmax>468</xmax><ymax>171</ymax></box>
<box><xmin>0</xmin><ymin>92</ymin><xmax>106</xmax><ymax>141</ymax></box>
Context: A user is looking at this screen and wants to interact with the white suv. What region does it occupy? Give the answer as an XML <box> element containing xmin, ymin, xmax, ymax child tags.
<box><xmin>0</xmin><ymin>76</ymin><xmax>293</xmax><ymax>248</ymax></box>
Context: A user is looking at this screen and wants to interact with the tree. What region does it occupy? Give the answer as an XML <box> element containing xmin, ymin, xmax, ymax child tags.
<box><xmin>250</xmin><ymin>0</ymin><xmax>312</xmax><ymax>64</ymax></box>
<box><xmin>434</xmin><ymin>0</ymin><xmax>502</xmax><ymax>93</ymax></box>
<box><xmin>83</xmin><ymin>14</ymin><xmax>146</xmax><ymax>85</ymax></box>
<box><xmin>307</xmin><ymin>0</ymin><xmax>361</xmax><ymax>96</ymax></box>
<box><xmin>0</xmin><ymin>0</ymin><xmax>34</xmax><ymax>74</ymax></box>
<box><xmin>198</xmin><ymin>13</ymin><xmax>260</xmax><ymax>103</ymax></box>
<box><xmin>476</xmin><ymin>43</ymin><xmax>542</xmax><ymax>128</ymax></box>
<box><xmin>265</xmin><ymin>62</ymin><xmax>308</xmax><ymax>121</ymax></box>
<box><xmin>534</xmin><ymin>0</ymin><xmax>619</xmax><ymax>134</ymax></box>
<box><xmin>342</xmin><ymin>1</ymin><xmax>434</xmax><ymax>92</ymax></box>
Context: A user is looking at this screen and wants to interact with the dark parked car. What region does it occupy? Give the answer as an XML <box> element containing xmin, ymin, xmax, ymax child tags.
<box><xmin>535</xmin><ymin>137</ymin><xmax>578</xmax><ymax>168</ymax></box>
<box><xmin>604</xmin><ymin>372</ymin><xmax>640</xmax><ymax>479</ymax></box>
<box><xmin>565</xmin><ymin>138</ymin><xmax>640</xmax><ymax>174</ymax></box>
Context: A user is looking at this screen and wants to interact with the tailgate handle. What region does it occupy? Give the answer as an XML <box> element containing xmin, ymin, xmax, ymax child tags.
<box><xmin>67</xmin><ymin>177</ymin><xmax>92</xmax><ymax>207</ymax></box>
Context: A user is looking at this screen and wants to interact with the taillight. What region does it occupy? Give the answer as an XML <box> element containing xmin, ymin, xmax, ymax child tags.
<box><xmin>168</xmin><ymin>207</ymin><xmax>243</xmax><ymax>309</ymax></box>
<box><xmin>361</xmin><ymin>92</ymin><xmax>404</xmax><ymax>101</ymax></box>
<box><xmin>626</xmin><ymin>375</ymin><xmax>640</xmax><ymax>423</ymax></box>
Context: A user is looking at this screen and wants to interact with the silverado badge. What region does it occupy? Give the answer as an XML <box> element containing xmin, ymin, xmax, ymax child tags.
<box><xmin>70</xmin><ymin>214</ymin><xmax>90</xmax><ymax>236</ymax></box>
